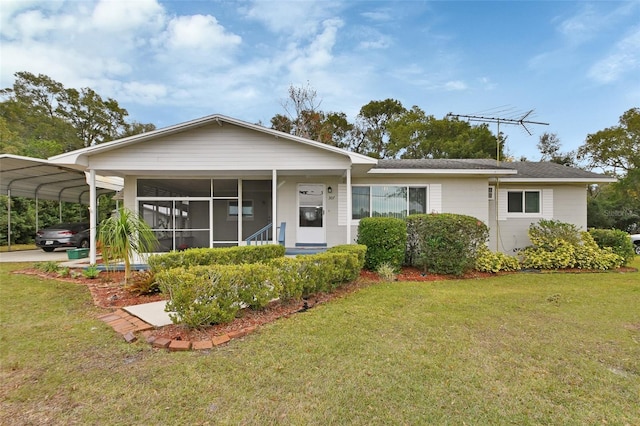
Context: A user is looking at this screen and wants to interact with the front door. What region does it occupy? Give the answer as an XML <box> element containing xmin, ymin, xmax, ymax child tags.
<box><xmin>297</xmin><ymin>184</ymin><xmax>326</xmax><ymax>243</ymax></box>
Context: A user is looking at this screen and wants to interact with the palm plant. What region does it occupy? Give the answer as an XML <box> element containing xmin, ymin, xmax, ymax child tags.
<box><xmin>98</xmin><ymin>207</ymin><xmax>158</xmax><ymax>284</ymax></box>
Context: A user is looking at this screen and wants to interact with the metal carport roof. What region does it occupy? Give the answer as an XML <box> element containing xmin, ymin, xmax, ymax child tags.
<box><xmin>1</xmin><ymin>154</ymin><xmax>122</xmax><ymax>203</ymax></box>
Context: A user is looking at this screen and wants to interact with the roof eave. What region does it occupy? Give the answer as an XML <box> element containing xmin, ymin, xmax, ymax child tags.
<box><xmin>498</xmin><ymin>177</ymin><xmax>617</xmax><ymax>183</ymax></box>
<box><xmin>368</xmin><ymin>169</ymin><xmax>518</xmax><ymax>176</ymax></box>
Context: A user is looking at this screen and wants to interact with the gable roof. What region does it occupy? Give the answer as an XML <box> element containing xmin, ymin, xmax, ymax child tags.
<box><xmin>50</xmin><ymin>114</ymin><xmax>377</xmax><ymax>170</ymax></box>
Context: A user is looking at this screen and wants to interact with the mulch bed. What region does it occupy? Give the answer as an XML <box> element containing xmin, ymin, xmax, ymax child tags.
<box><xmin>15</xmin><ymin>265</ymin><xmax>637</xmax><ymax>343</ymax></box>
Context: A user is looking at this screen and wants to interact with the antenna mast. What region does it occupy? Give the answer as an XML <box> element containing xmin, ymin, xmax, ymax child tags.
<box><xmin>446</xmin><ymin>110</ymin><xmax>549</xmax><ymax>163</ymax></box>
<box><xmin>446</xmin><ymin>109</ymin><xmax>549</xmax><ymax>252</ymax></box>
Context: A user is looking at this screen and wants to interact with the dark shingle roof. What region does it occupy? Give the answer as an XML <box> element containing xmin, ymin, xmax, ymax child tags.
<box><xmin>374</xmin><ymin>159</ymin><xmax>613</xmax><ymax>180</ymax></box>
<box><xmin>375</xmin><ymin>159</ymin><xmax>513</xmax><ymax>170</ymax></box>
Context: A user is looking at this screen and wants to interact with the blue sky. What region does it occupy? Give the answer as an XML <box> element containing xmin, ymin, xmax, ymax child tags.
<box><xmin>1</xmin><ymin>0</ymin><xmax>638</xmax><ymax>161</ymax></box>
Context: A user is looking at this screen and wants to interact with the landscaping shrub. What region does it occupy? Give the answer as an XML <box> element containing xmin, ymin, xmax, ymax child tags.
<box><xmin>126</xmin><ymin>270</ymin><xmax>158</xmax><ymax>295</ymax></box>
<box><xmin>227</xmin><ymin>263</ymin><xmax>282</xmax><ymax>309</ymax></box>
<box><xmin>475</xmin><ymin>246</ymin><xmax>521</xmax><ymax>273</ymax></box>
<box><xmin>148</xmin><ymin>244</ymin><xmax>285</xmax><ymax>272</ymax></box>
<box><xmin>406</xmin><ymin>213</ymin><xmax>489</xmax><ymax>276</ymax></box>
<box><xmin>520</xmin><ymin>221</ymin><xmax>624</xmax><ymax>270</ymax></box>
<box><xmin>157</xmin><ymin>267</ymin><xmax>241</xmax><ymax>327</ymax></box>
<box><xmin>156</xmin><ymin>248</ymin><xmax>365</xmax><ymax>328</ymax></box>
<box><xmin>357</xmin><ymin>217</ymin><xmax>406</xmax><ymax>271</ymax></box>
<box><xmin>589</xmin><ymin>228</ymin><xmax>635</xmax><ymax>265</ymax></box>
<box><xmin>376</xmin><ymin>262</ymin><xmax>397</xmax><ymax>281</ymax></box>
<box><xmin>528</xmin><ymin>219</ymin><xmax>581</xmax><ymax>251</ymax></box>
<box><xmin>326</xmin><ymin>244</ymin><xmax>367</xmax><ymax>273</ymax></box>
<box><xmin>268</xmin><ymin>257</ymin><xmax>305</xmax><ymax>301</ymax></box>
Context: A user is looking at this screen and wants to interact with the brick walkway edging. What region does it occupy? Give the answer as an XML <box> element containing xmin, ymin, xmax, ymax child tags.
<box><xmin>97</xmin><ymin>309</ymin><xmax>256</xmax><ymax>351</ymax></box>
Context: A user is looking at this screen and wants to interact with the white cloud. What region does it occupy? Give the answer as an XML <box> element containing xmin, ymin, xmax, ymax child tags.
<box><xmin>444</xmin><ymin>80</ymin><xmax>467</xmax><ymax>91</ymax></box>
<box><xmin>243</xmin><ymin>0</ymin><xmax>341</xmax><ymax>39</ymax></box>
<box><xmin>162</xmin><ymin>14</ymin><xmax>241</xmax><ymax>51</ymax></box>
<box><xmin>361</xmin><ymin>9</ymin><xmax>394</xmax><ymax>22</ymax></box>
<box><xmin>91</xmin><ymin>0</ymin><xmax>165</xmax><ymax>33</ymax></box>
<box><xmin>588</xmin><ymin>26</ymin><xmax>640</xmax><ymax>83</ymax></box>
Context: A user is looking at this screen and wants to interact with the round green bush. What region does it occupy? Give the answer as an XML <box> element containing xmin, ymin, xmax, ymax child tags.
<box><xmin>357</xmin><ymin>217</ymin><xmax>407</xmax><ymax>271</ymax></box>
<box><xmin>406</xmin><ymin>213</ymin><xmax>489</xmax><ymax>276</ymax></box>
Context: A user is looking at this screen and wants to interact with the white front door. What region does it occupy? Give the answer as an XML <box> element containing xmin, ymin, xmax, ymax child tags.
<box><xmin>297</xmin><ymin>183</ymin><xmax>326</xmax><ymax>243</ymax></box>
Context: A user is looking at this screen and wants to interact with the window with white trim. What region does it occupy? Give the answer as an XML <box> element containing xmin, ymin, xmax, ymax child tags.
<box><xmin>227</xmin><ymin>200</ymin><xmax>254</xmax><ymax>220</ymax></box>
<box><xmin>507</xmin><ymin>190</ymin><xmax>540</xmax><ymax>214</ymax></box>
<box><xmin>352</xmin><ymin>185</ymin><xmax>427</xmax><ymax>220</ymax></box>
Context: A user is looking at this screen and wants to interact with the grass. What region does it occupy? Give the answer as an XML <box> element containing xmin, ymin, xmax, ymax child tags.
<box><xmin>0</xmin><ymin>244</ymin><xmax>36</xmax><ymax>252</ymax></box>
<box><xmin>1</xmin><ymin>258</ymin><xmax>639</xmax><ymax>425</ymax></box>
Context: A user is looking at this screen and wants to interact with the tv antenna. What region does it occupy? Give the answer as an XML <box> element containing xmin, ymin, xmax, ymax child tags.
<box><xmin>446</xmin><ymin>109</ymin><xmax>549</xmax><ymax>252</ymax></box>
<box><xmin>446</xmin><ymin>109</ymin><xmax>549</xmax><ymax>163</ymax></box>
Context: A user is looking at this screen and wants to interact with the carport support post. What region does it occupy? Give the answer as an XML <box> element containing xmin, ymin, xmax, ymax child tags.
<box><xmin>272</xmin><ymin>169</ymin><xmax>277</xmax><ymax>244</ymax></box>
<box><xmin>346</xmin><ymin>167</ymin><xmax>352</xmax><ymax>244</ymax></box>
<box><xmin>6</xmin><ymin>189</ymin><xmax>10</xmax><ymax>251</ymax></box>
<box><xmin>89</xmin><ymin>170</ymin><xmax>97</xmax><ymax>265</ymax></box>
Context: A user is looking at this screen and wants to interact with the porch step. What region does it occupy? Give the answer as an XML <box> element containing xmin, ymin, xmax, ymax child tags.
<box><xmin>286</xmin><ymin>244</ymin><xmax>327</xmax><ymax>256</ymax></box>
<box><xmin>294</xmin><ymin>243</ymin><xmax>327</xmax><ymax>248</ymax></box>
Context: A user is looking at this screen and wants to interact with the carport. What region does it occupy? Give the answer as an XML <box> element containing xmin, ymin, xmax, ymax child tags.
<box><xmin>0</xmin><ymin>154</ymin><xmax>122</xmax><ymax>251</ymax></box>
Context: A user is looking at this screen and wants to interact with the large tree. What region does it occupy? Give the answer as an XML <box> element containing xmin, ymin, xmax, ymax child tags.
<box><xmin>271</xmin><ymin>83</ymin><xmax>354</xmax><ymax>149</ymax></box>
<box><xmin>537</xmin><ymin>132</ymin><xmax>576</xmax><ymax>166</ymax></box>
<box><xmin>387</xmin><ymin>106</ymin><xmax>502</xmax><ymax>159</ymax></box>
<box><xmin>350</xmin><ymin>98</ymin><xmax>406</xmax><ymax>158</ymax></box>
<box><xmin>0</xmin><ymin>72</ymin><xmax>156</xmax><ymax>244</ymax></box>
<box><xmin>579</xmin><ymin>108</ymin><xmax>640</xmax><ymax>232</ymax></box>
<box><xmin>0</xmin><ymin>71</ymin><xmax>155</xmax><ymax>154</ymax></box>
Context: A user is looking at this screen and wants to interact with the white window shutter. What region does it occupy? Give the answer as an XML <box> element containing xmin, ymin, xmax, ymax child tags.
<box><xmin>338</xmin><ymin>184</ymin><xmax>347</xmax><ymax>225</ymax></box>
<box><xmin>542</xmin><ymin>188</ymin><xmax>553</xmax><ymax>219</ymax></box>
<box><xmin>429</xmin><ymin>184</ymin><xmax>442</xmax><ymax>213</ymax></box>
<box><xmin>498</xmin><ymin>189</ymin><xmax>507</xmax><ymax>221</ymax></box>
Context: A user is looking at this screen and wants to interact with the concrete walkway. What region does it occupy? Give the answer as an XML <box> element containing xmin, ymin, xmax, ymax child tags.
<box><xmin>123</xmin><ymin>301</ymin><xmax>174</xmax><ymax>327</ymax></box>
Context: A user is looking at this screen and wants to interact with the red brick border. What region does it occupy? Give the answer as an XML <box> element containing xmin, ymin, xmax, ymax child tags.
<box><xmin>98</xmin><ymin>310</ymin><xmax>257</xmax><ymax>351</ymax></box>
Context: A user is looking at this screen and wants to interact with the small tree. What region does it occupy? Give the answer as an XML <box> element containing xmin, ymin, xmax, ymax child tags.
<box><xmin>98</xmin><ymin>207</ymin><xmax>157</xmax><ymax>284</ymax></box>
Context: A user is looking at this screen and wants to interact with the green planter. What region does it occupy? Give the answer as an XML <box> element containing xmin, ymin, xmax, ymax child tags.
<box><xmin>67</xmin><ymin>248</ymin><xmax>89</xmax><ymax>260</ymax></box>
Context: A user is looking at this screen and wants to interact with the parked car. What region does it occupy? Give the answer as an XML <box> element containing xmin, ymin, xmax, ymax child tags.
<box><xmin>631</xmin><ymin>234</ymin><xmax>640</xmax><ymax>255</ymax></box>
<box><xmin>35</xmin><ymin>222</ymin><xmax>91</xmax><ymax>252</ymax></box>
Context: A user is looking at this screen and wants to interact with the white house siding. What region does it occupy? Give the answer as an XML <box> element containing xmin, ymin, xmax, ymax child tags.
<box><xmin>490</xmin><ymin>184</ymin><xmax>587</xmax><ymax>254</ymax></box>
<box><xmin>87</xmin><ymin>123</ymin><xmax>350</xmax><ymax>173</ymax></box>
<box><xmin>344</xmin><ymin>176</ymin><xmax>490</xmax><ymax>245</ymax></box>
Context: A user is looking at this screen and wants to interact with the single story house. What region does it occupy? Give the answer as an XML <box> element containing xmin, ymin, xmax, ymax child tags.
<box><xmin>49</xmin><ymin>114</ymin><xmax>615</xmax><ymax>264</ymax></box>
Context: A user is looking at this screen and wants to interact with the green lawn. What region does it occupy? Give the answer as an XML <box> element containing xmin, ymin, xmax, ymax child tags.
<box><xmin>1</xmin><ymin>259</ymin><xmax>639</xmax><ymax>425</ymax></box>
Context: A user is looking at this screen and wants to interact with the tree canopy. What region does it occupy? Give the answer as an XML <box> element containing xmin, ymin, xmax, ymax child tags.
<box><xmin>0</xmin><ymin>72</ymin><xmax>156</xmax><ymax>245</ymax></box>
<box><xmin>270</xmin><ymin>85</ymin><xmax>503</xmax><ymax>160</ymax></box>
<box><xmin>0</xmin><ymin>71</ymin><xmax>156</xmax><ymax>157</ymax></box>
<box><xmin>578</xmin><ymin>108</ymin><xmax>640</xmax><ymax>232</ymax></box>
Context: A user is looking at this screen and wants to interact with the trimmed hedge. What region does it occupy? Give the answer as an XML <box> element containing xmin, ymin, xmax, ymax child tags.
<box><xmin>157</xmin><ymin>266</ymin><xmax>241</xmax><ymax>327</ymax></box>
<box><xmin>148</xmin><ymin>244</ymin><xmax>286</xmax><ymax>272</ymax></box>
<box><xmin>589</xmin><ymin>228</ymin><xmax>635</xmax><ymax>265</ymax></box>
<box><xmin>155</xmin><ymin>247</ymin><xmax>364</xmax><ymax>328</ymax></box>
<box><xmin>357</xmin><ymin>217</ymin><xmax>407</xmax><ymax>271</ymax></box>
<box><xmin>327</xmin><ymin>244</ymin><xmax>367</xmax><ymax>274</ymax></box>
<box><xmin>406</xmin><ymin>213</ymin><xmax>489</xmax><ymax>276</ymax></box>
